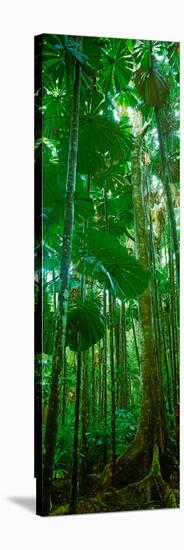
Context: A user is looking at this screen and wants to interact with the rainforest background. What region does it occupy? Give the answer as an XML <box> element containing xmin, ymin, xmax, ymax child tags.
<box><xmin>34</xmin><ymin>35</ymin><xmax>180</xmax><ymax>516</ymax></box>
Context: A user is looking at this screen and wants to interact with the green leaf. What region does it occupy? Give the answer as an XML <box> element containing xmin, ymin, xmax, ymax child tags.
<box><xmin>43</xmin><ymin>35</ymin><xmax>95</xmax><ymax>77</ymax></box>
<box><xmin>43</xmin><ymin>165</ymin><xmax>95</xmax><ymax>223</ymax></box>
<box><xmin>78</xmin><ymin>114</ymin><xmax>123</xmax><ymax>174</ymax></box>
<box><xmin>67</xmin><ymin>297</ymin><xmax>105</xmax><ymax>351</ymax></box>
<box><xmin>35</xmin><ymin>241</ymin><xmax>60</xmax><ymax>272</ymax></box>
<box><xmin>92</xmin><ymin>161</ymin><xmax>130</xmax><ymax>191</ymax></box>
<box><xmin>99</xmin><ymin>39</ymin><xmax>133</xmax><ymax>94</ymax></box>
<box><xmin>83</xmin><ymin>37</ymin><xmax>102</xmax><ymax>70</ymax></box>
<box><xmin>76</xmin><ymin>229</ymin><xmax>150</xmax><ymax>299</ymax></box>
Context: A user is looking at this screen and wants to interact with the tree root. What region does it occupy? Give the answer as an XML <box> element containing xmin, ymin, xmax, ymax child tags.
<box><xmin>100</xmin><ymin>444</ymin><xmax>178</xmax><ymax>511</ymax></box>
<box><xmin>50</xmin><ymin>444</ymin><xmax>178</xmax><ymax>515</ymax></box>
<box><xmin>100</xmin><ymin>435</ymin><xmax>147</xmax><ymax>489</ymax></box>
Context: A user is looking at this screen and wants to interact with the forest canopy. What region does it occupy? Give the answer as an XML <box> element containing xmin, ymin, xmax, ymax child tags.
<box><xmin>35</xmin><ymin>36</ymin><xmax>180</xmax><ymax>516</ymax></box>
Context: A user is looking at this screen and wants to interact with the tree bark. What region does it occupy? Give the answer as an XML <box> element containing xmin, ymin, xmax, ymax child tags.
<box><xmin>131</xmin><ymin>313</ymin><xmax>141</xmax><ymax>376</ymax></box>
<box><xmin>41</xmin><ymin>46</ymin><xmax>82</xmax><ymax>515</ymax></box>
<box><xmin>155</xmin><ymin>107</ymin><xmax>179</xmax><ymax>285</ymax></box>
<box><xmin>104</xmin><ymin>182</ymin><xmax>116</xmax><ymax>470</ymax></box>
<box><xmin>114</xmin><ymin>123</ymin><xmax>167</xmax><ymax>486</ymax></box>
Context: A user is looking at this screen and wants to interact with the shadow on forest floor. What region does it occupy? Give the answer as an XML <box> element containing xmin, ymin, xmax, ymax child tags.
<box><xmin>7</xmin><ymin>496</ymin><xmax>35</xmax><ymax>514</ymax></box>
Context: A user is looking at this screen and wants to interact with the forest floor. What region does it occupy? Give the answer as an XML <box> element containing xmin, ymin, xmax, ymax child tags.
<box><xmin>50</xmin><ymin>466</ymin><xmax>179</xmax><ymax>515</ymax></box>
<box><xmin>50</xmin><ymin>484</ymin><xmax>179</xmax><ymax>516</ymax></box>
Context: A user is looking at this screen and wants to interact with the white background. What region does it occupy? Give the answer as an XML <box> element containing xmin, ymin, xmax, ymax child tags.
<box><xmin>0</xmin><ymin>1</ymin><xmax>183</xmax><ymax>548</ymax></box>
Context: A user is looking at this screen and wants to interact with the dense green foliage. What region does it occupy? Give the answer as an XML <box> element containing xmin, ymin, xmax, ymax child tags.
<box><xmin>35</xmin><ymin>35</ymin><xmax>179</xmax><ymax>515</ymax></box>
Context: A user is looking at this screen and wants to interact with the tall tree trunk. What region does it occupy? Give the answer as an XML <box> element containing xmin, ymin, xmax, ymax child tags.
<box><xmin>71</xmin><ymin>165</ymin><xmax>89</xmax><ymax>501</ymax></box>
<box><xmin>41</xmin><ymin>48</ymin><xmax>82</xmax><ymax>516</ymax></box>
<box><xmin>114</xmin><ymin>314</ymin><xmax>120</xmax><ymax>405</ymax></box>
<box><xmin>91</xmin><ymin>345</ymin><xmax>96</xmax><ymax>431</ymax></box>
<box><xmin>109</xmin><ymin>292</ymin><xmax>116</xmax><ymax>472</ymax></box>
<box><xmin>70</xmin><ymin>350</ymin><xmax>82</xmax><ymax>514</ymax></box>
<box><xmin>104</xmin><ymin>182</ymin><xmax>116</xmax><ymax>470</ymax></box>
<box><xmin>118</xmin><ymin>302</ymin><xmax>127</xmax><ymax>408</ymax></box>
<box><xmin>80</xmin><ymin>349</ymin><xmax>89</xmax><ymax>495</ymax></box>
<box><xmin>102</xmin><ymin>289</ymin><xmax>108</xmax><ymax>466</ymax></box>
<box><xmin>97</xmin><ymin>344</ymin><xmax>102</xmax><ymax>421</ymax></box>
<box><xmin>168</xmin><ymin>228</ymin><xmax>179</xmax><ymax>407</ymax></box>
<box><xmin>155</xmin><ymin>108</ymin><xmax>179</xmax><ymax>285</ymax></box>
<box><xmin>115</xmin><ymin>123</ymin><xmax>167</xmax><ymax>486</ymax></box>
<box><xmin>52</xmin><ymin>269</ymin><xmax>57</xmax><ymax>313</ymax></box>
<box><xmin>144</xmin><ymin>165</ymin><xmax>163</xmax><ymax>381</ymax></box>
<box><xmin>62</xmin><ymin>347</ymin><xmax>67</xmax><ymax>425</ymax></box>
<box><xmin>79</xmin><ymin>175</ymin><xmax>90</xmax><ymax>494</ymax></box>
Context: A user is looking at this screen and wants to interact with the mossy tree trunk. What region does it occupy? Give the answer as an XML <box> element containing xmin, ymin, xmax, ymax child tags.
<box><xmin>114</xmin><ymin>124</ymin><xmax>167</xmax><ymax>487</ymax></box>
<box><xmin>131</xmin><ymin>312</ymin><xmax>141</xmax><ymax>376</ymax></box>
<box><xmin>155</xmin><ymin>108</ymin><xmax>179</xmax><ymax>285</ymax></box>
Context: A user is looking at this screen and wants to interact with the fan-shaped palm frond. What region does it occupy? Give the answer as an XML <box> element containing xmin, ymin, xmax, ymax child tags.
<box><xmin>99</xmin><ymin>39</ymin><xmax>133</xmax><ymax>94</ymax></box>
<box><xmin>43</xmin><ymin>166</ymin><xmax>95</xmax><ymax>224</ymax></box>
<box><xmin>133</xmin><ymin>40</ymin><xmax>162</xmax><ymax>70</ymax></box>
<box><xmin>35</xmin><ymin>136</ymin><xmax>60</xmax><ymax>164</ymax></box>
<box><xmin>76</xmin><ymin>229</ymin><xmax>150</xmax><ymax>299</ymax></box>
<box><xmin>95</xmin><ymin>188</ymin><xmax>133</xmax><ymax>230</ymax></box>
<box><xmin>134</xmin><ymin>41</ymin><xmax>168</xmax><ymax>108</ymax></box>
<box><xmin>66</xmin><ymin>297</ymin><xmax>105</xmax><ymax>351</ymax></box>
<box><xmin>77</xmin><ymin>114</ymin><xmax>123</xmax><ymax>174</ymax></box>
<box><xmin>135</xmin><ymin>63</ymin><xmax>168</xmax><ymax>107</ymax></box>
<box><xmin>43</xmin><ymin>81</ymin><xmax>68</xmax><ymax>132</ymax></box>
<box><xmin>42</xmin><ymin>34</ymin><xmax>95</xmax><ymax>83</ymax></box>
<box><xmin>92</xmin><ymin>161</ymin><xmax>130</xmax><ymax>191</ymax></box>
<box><xmin>116</xmin><ymin>87</ymin><xmax>139</xmax><ymax>108</ymax></box>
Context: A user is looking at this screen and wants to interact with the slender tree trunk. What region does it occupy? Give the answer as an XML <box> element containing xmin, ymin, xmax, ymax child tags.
<box><xmin>70</xmin><ymin>350</ymin><xmax>82</xmax><ymax>514</ymax></box>
<box><xmin>104</xmin><ymin>182</ymin><xmax>116</xmax><ymax>470</ymax></box>
<box><xmin>52</xmin><ymin>269</ymin><xmax>57</xmax><ymax>313</ymax></box>
<box><xmin>166</xmin><ymin>302</ymin><xmax>176</xmax><ymax>396</ymax></box>
<box><xmin>109</xmin><ymin>292</ymin><xmax>116</xmax><ymax>472</ymax></box>
<box><xmin>42</xmin><ymin>47</ymin><xmax>82</xmax><ymax>515</ymax></box>
<box><xmin>80</xmin><ymin>175</ymin><xmax>90</xmax><ymax>494</ymax></box>
<box><xmin>92</xmin><ymin>346</ymin><xmax>96</xmax><ymax>431</ymax></box>
<box><xmin>159</xmin><ymin>295</ymin><xmax>173</xmax><ymax>413</ymax></box>
<box><xmin>99</xmin><ymin>353</ymin><xmax>103</xmax><ymax>421</ymax></box>
<box><xmin>168</xmin><ymin>231</ymin><xmax>179</xmax><ymax>407</ymax></box>
<box><xmin>80</xmin><ymin>349</ymin><xmax>89</xmax><ymax>495</ymax></box>
<box><xmin>62</xmin><ymin>348</ymin><xmax>67</xmax><ymax>425</ymax></box>
<box><xmin>115</xmin><ymin>315</ymin><xmax>120</xmax><ymax>405</ymax></box>
<box><xmin>162</xmin><ymin>232</ymin><xmax>176</xmax><ymax>403</ymax></box>
<box><xmin>118</xmin><ymin>301</ymin><xmax>127</xmax><ymax>408</ymax></box>
<box><xmin>131</xmin><ymin>313</ymin><xmax>141</xmax><ymax>376</ymax></box>
<box><xmin>102</xmin><ymin>289</ymin><xmax>108</xmax><ymax>465</ymax></box>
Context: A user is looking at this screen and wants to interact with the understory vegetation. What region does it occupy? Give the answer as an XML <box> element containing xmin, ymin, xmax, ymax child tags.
<box><xmin>35</xmin><ymin>35</ymin><xmax>180</xmax><ymax>515</ymax></box>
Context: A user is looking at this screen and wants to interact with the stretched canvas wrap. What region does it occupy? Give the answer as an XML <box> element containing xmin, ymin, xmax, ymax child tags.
<box><xmin>34</xmin><ymin>34</ymin><xmax>180</xmax><ymax>516</ymax></box>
